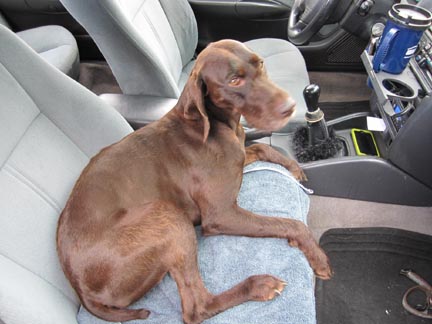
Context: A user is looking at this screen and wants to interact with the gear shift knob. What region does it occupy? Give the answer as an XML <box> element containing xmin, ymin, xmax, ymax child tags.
<box><xmin>302</xmin><ymin>84</ymin><xmax>329</xmax><ymax>144</ymax></box>
<box><xmin>303</xmin><ymin>84</ymin><xmax>320</xmax><ymax>112</ymax></box>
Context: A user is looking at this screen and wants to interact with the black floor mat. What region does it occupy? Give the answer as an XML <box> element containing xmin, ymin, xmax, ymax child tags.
<box><xmin>316</xmin><ymin>228</ymin><xmax>432</xmax><ymax>324</ymax></box>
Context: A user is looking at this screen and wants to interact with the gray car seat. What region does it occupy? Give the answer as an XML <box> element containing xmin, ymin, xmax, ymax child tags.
<box><xmin>0</xmin><ymin>24</ymin><xmax>131</xmax><ymax>324</ymax></box>
<box><xmin>59</xmin><ymin>0</ymin><xmax>310</xmax><ymax>132</ymax></box>
<box><xmin>0</xmin><ymin>12</ymin><xmax>80</xmax><ymax>79</ymax></box>
<box><xmin>0</xmin><ymin>22</ymin><xmax>319</xmax><ymax>324</ymax></box>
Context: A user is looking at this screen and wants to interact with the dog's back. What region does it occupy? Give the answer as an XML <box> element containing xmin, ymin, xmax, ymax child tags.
<box><xmin>56</xmin><ymin>103</ymin><xmax>245</xmax><ymax>321</ymax></box>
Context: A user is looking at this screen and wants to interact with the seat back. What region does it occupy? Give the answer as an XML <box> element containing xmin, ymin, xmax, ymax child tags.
<box><xmin>0</xmin><ymin>25</ymin><xmax>132</xmax><ymax>324</ymax></box>
<box><xmin>60</xmin><ymin>0</ymin><xmax>198</xmax><ymax>98</ymax></box>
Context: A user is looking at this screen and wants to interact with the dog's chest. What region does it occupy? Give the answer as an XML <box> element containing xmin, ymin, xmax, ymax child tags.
<box><xmin>213</xmin><ymin>124</ymin><xmax>244</xmax><ymax>160</ymax></box>
<box><xmin>194</xmin><ymin>129</ymin><xmax>245</xmax><ymax>184</ymax></box>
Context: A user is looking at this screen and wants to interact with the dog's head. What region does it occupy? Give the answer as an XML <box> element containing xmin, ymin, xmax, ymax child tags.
<box><xmin>179</xmin><ymin>39</ymin><xmax>296</xmax><ymax>141</ymax></box>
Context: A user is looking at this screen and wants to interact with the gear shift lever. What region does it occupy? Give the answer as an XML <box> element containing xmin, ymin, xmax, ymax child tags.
<box><xmin>292</xmin><ymin>84</ymin><xmax>343</xmax><ymax>162</ymax></box>
<box><xmin>303</xmin><ymin>84</ymin><xmax>329</xmax><ymax>145</ymax></box>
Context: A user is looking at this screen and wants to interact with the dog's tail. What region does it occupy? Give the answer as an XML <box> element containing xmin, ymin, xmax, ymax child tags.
<box><xmin>81</xmin><ymin>295</ymin><xmax>150</xmax><ymax>322</ymax></box>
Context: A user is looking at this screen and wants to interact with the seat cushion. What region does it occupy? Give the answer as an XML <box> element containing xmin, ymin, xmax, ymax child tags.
<box><xmin>244</xmin><ymin>38</ymin><xmax>309</xmax><ymax>133</ymax></box>
<box><xmin>16</xmin><ymin>25</ymin><xmax>80</xmax><ymax>79</ymax></box>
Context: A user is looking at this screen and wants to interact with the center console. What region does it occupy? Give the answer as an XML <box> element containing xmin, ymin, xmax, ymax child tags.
<box><xmin>362</xmin><ymin>27</ymin><xmax>432</xmax><ymax>141</ymax></box>
<box><xmin>280</xmin><ymin>28</ymin><xmax>432</xmax><ymax>207</ymax></box>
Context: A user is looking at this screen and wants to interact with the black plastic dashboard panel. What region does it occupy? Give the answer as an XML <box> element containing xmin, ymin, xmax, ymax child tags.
<box><xmin>189</xmin><ymin>0</ymin><xmax>292</xmax><ymax>19</ymax></box>
<box><xmin>189</xmin><ymin>0</ymin><xmax>238</xmax><ymax>16</ymax></box>
<box><xmin>0</xmin><ymin>0</ymin><xmax>65</xmax><ymax>12</ymax></box>
<box><xmin>189</xmin><ymin>0</ymin><xmax>292</xmax><ymax>49</ymax></box>
<box><xmin>236</xmin><ymin>0</ymin><xmax>291</xmax><ymax>20</ymax></box>
<box><xmin>340</xmin><ymin>0</ymin><xmax>397</xmax><ymax>40</ymax></box>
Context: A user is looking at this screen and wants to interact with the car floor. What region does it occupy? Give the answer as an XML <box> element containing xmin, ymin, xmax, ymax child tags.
<box><xmin>78</xmin><ymin>63</ymin><xmax>373</xmax><ymax>102</ymax></box>
<box><xmin>78</xmin><ymin>61</ymin><xmax>121</xmax><ymax>95</ymax></box>
<box><xmin>315</xmin><ymin>227</ymin><xmax>432</xmax><ymax>324</ymax></box>
<box><xmin>308</xmin><ymin>195</ymin><xmax>432</xmax><ymax>241</ymax></box>
<box><xmin>308</xmin><ymin>71</ymin><xmax>372</xmax><ymax>103</ymax></box>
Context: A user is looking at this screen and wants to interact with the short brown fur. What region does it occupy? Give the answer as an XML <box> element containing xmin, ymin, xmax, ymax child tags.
<box><xmin>57</xmin><ymin>40</ymin><xmax>331</xmax><ymax>324</ymax></box>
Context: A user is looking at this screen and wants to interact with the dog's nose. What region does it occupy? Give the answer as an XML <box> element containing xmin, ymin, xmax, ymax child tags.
<box><xmin>278</xmin><ymin>98</ymin><xmax>296</xmax><ymax>118</ymax></box>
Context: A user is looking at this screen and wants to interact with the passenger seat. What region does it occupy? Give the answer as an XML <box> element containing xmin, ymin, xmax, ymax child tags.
<box><xmin>0</xmin><ymin>24</ymin><xmax>130</xmax><ymax>324</ymax></box>
<box><xmin>0</xmin><ymin>11</ymin><xmax>80</xmax><ymax>79</ymax></box>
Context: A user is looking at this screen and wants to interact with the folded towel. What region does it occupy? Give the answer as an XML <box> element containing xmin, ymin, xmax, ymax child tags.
<box><xmin>78</xmin><ymin>161</ymin><xmax>316</xmax><ymax>324</ymax></box>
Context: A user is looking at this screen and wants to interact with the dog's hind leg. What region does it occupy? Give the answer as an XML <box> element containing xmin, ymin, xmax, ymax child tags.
<box><xmin>80</xmin><ymin>295</ymin><xmax>150</xmax><ymax>322</ymax></box>
<box><xmin>167</xmin><ymin>221</ymin><xmax>287</xmax><ymax>324</ymax></box>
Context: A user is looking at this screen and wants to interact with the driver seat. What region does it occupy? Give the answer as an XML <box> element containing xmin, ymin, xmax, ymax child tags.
<box><xmin>59</xmin><ymin>0</ymin><xmax>309</xmax><ymax>133</ymax></box>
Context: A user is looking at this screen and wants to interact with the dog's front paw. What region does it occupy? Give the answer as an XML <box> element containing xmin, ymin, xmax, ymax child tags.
<box><xmin>309</xmin><ymin>247</ymin><xmax>333</xmax><ymax>280</ymax></box>
<box><xmin>292</xmin><ymin>235</ymin><xmax>333</xmax><ymax>280</ymax></box>
<box><xmin>291</xmin><ymin>167</ymin><xmax>307</xmax><ymax>182</ymax></box>
<box><xmin>283</xmin><ymin>160</ymin><xmax>307</xmax><ymax>182</ymax></box>
<box><xmin>246</xmin><ymin>275</ymin><xmax>287</xmax><ymax>301</ymax></box>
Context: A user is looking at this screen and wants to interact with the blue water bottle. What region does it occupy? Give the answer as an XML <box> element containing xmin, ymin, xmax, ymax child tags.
<box><xmin>373</xmin><ymin>4</ymin><xmax>432</xmax><ymax>74</ymax></box>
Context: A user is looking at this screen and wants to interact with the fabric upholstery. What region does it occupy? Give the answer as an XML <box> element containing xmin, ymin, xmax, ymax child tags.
<box><xmin>60</xmin><ymin>0</ymin><xmax>196</xmax><ymax>97</ymax></box>
<box><xmin>16</xmin><ymin>25</ymin><xmax>80</xmax><ymax>79</ymax></box>
<box><xmin>0</xmin><ymin>11</ymin><xmax>79</xmax><ymax>79</ymax></box>
<box><xmin>159</xmin><ymin>0</ymin><xmax>198</xmax><ymax>67</ymax></box>
<box><xmin>60</xmin><ymin>0</ymin><xmax>309</xmax><ymax>132</ymax></box>
<box><xmin>0</xmin><ymin>25</ymin><xmax>132</xmax><ymax>324</ymax></box>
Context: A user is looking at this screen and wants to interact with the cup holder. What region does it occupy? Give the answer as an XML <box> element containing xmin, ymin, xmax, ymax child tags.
<box><xmin>382</xmin><ymin>79</ymin><xmax>415</xmax><ymax>99</ymax></box>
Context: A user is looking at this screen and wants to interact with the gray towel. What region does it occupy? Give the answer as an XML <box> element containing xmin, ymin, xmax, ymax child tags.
<box><xmin>78</xmin><ymin>161</ymin><xmax>316</xmax><ymax>324</ymax></box>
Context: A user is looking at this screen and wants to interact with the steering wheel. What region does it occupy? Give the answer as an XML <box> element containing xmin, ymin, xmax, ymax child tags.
<box><xmin>288</xmin><ymin>0</ymin><xmax>338</xmax><ymax>45</ymax></box>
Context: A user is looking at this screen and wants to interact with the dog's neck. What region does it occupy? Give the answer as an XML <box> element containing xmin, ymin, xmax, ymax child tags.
<box><xmin>205</xmin><ymin>98</ymin><xmax>241</xmax><ymax>132</ymax></box>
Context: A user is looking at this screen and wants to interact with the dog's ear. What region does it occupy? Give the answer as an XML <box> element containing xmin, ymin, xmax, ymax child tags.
<box><xmin>179</xmin><ymin>70</ymin><xmax>210</xmax><ymax>143</ymax></box>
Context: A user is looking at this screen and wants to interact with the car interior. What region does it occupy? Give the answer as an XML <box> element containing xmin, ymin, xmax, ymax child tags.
<box><xmin>0</xmin><ymin>0</ymin><xmax>431</xmax><ymax>323</ymax></box>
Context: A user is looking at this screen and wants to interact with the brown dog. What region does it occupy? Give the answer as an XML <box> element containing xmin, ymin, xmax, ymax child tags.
<box><xmin>57</xmin><ymin>39</ymin><xmax>331</xmax><ymax>324</ymax></box>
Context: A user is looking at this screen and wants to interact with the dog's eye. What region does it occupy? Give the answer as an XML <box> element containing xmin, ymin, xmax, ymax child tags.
<box><xmin>229</xmin><ymin>76</ymin><xmax>243</xmax><ymax>86</ymax></box>
<box><xmin>260</xmin><ymin>61</ymin><xmax>264</xmax><ymax>69</ymax></box>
